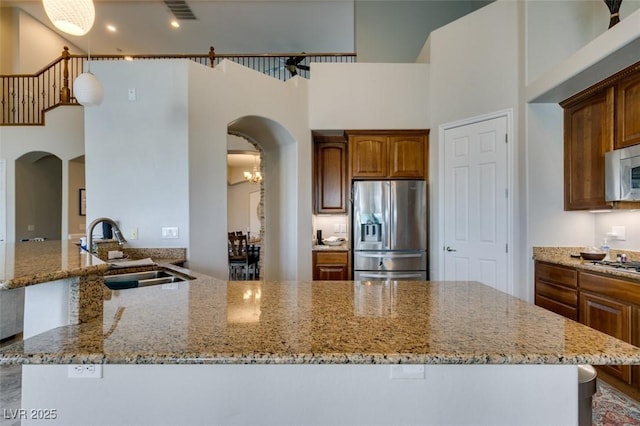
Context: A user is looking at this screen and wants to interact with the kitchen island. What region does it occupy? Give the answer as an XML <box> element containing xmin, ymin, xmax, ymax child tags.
<box><xmin>2</xmin><ymin>244</ymin><xmax>640</xmax><ymax>424</ymax></box>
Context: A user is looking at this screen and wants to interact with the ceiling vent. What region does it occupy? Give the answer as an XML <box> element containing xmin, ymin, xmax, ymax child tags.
<box><xmin>164</xmin><ymin>0</ymin><xmax>197</xmax><ymax>20</ymax></box>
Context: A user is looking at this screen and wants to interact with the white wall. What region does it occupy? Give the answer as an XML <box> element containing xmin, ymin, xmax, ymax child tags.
<box><xmin>16</xmin><ymin>10</ymin><xmax>82</xmax><ymax>73</ymax></box>
<box><xmin>227</xmin><ymin>181</ymin><xmax>258</xmax><ymax>234</ymax></box>
<box><xmin>355</xmin><ymin>1</ymin><xmax>491</xmax><ymax>63</ymax></box>
<box><xmin>525</xmin><ymin>0</ymin><xmax>602</xmax><ymax>85</ymax></box>
<box><xmin>85</xmin><ymin>60</ymin><xmax>190</xmax><ymax>249</ymax></box>
<box><xmin>0</xmin><ymin>8</ymin><xmax>18</xmax><ymax>74</ymax></box>
<box><xmin>427</xmin><ymin>1</ymin><xmax>521</xmax><ymax>292</ymax></box>
<box><xmin>309</xmin><ymin>63</ymin><xmax>430</xmax><ymax>129</ymax></box>
<box><xmin>0</xmin><ymin>107</ymin><xmax>85</xmax><ymax>242</ymax></box>
<box><xmin>15</xmin><ymin>154</ymin><xmax>62</xmax><ymax>241</ymax></box>
<box><xmin>22</xmin><ymin>364</ymin><xmax>578</xmax><ymax>426</ymax></box>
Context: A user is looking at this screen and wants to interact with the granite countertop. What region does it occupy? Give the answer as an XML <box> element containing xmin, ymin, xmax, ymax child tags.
<box><xmin>3</xmin><ymin>274</ymin><xmax>640</xmax><ymax>366</ymax></box>
<box><xmin>533</xmin><ymin>246</ymin><xmax>640</xmax><ymax>281</ymax></box>
<box><xmin>0</xmin><ymin>240</ymin><xmax>109</xmax><ymax>289</ymax></box>
<box><xmin>0</xmin><ymin>241</ymin><xmax>188</xmax><ymax>290</ymax></box>
<box><xmin>313</xmin><ymin>243</ymin><xmax>349</xmax><ymax>251</ymax></box>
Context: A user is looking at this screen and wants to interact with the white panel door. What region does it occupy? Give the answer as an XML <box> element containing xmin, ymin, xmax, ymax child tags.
<box><xmin>443</xmin><ymin>116</ymin><xmax>508</xmax><ymax>293</ymax></box>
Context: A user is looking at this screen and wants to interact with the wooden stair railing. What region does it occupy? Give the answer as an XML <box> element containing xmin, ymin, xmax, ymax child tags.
<box><xmin>0</xmin><ymin>47</ymin><xmax>356</xmax><ymax>126</ymax></box>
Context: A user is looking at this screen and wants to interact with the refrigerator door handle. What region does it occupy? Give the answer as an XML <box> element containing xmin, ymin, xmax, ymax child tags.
<box><xmin>357</xmin><ymin>253</ymin><xmax>424</xmax><ymax>259</ymax></box>
<box><xmin>359</xmin><ymin>273</ymin><xmax>424</xmax><ymax>279</ymax></box>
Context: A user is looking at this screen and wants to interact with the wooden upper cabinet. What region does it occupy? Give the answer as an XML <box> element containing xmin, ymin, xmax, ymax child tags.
<box><xmin>347</xmin><ymin>130</ymin><xmax>429</xmax><ymax>179</ymax></box>
<box><xmin>559</xmin><ymin>60</ymin><xmax>640</xmax><ymax>210</ymax></box>
<box><xmin>616</xmin><ymin>72</ymin><xmax>640</xmax><ymax>149</ymax></box>
<box><xmin>388</xmin><ymin>135</ymin><xmax>426</xmax><ymax>178</ymax></box>
<box><xmin>349</xmin><ymin>135</ymin><xmax>388</xmax><ymax>178</ymax></box>
<box><xmin>562</xmin><ymin>87</ymin><xmax>614</xmax><ymax>211</ymax></box>
<box><xmin>313</xmin><ymin>135</ymin><xmax>348</xmax><ymax>214</ymax></box>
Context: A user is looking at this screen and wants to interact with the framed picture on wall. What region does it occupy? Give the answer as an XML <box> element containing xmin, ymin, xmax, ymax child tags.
<box><xmin>79</xmin><ymin>189</ymin><xmax>86</xmax><ymax>216</ymax></box>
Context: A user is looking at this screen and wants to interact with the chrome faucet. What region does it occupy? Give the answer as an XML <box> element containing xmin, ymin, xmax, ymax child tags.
<box><xmin>86</xmin><ymin>217</ymin><xmax>127</xmax><ymax>253</ymax></box>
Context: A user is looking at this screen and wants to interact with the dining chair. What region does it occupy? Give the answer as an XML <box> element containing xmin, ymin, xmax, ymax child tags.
<box><xmin>228</xmin><ymin>234</ymin><xmax>260</xmax><ymax>280</ymax></box>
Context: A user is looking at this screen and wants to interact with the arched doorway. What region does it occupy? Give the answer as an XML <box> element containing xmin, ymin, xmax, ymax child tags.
<box><xmin>15</xmin><ymin>151</ymin><xmax>62</xmax><ymax>241</ymax></box>
<box><xmin>225</xmin><ymin>115</ymin><xmax>303</xmax><ymax>281</ymax></box>
<box><xmin>227</xmin><ymin>134</ymin><xmax>264</xmax><ymax>279</ymax></box>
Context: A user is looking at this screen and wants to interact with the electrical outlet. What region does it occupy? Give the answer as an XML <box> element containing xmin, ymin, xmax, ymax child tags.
<box><xmin>390</xmin><ymin>365</ymin><xmax>425</xmax><ymax>379</ymax></box>
<box><xmin>27</xmin><ymin>225</ymin><xmax>35</xmax><ymax>231</ymax></box>
<box><xmin>611</xmin><ymin>226</ymin><xmax>626</xmax><ymax>241</ymax></box>
<box><xmin>162</xmin><ymin>282</ymin><xmax>179</xmax><ymax>290</ymax></box>
<box><xmin>161</xmin><ymin>227</ymin><xmax>179</xmax><ymax>239</ymax></box>
<box><xmin>128</xmin><ymin>88</ymin><xmax>136</xmax><ymax>101</ymax></box>
<box><xmin>130</xmin><ymin>227</ymin><xmax>138</xmax><ymax>240</ymax></box>
<box><xmin>68</xmin><ymin>364</ymin><xmax>102</xmax><ymax>379</ymax></box>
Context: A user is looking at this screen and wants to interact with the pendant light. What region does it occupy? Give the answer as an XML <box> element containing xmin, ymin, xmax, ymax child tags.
<box><xmin>42</xmin><ymin>0</ymin><xmax>96</xmax><ymax>36</ymax></box>
<box><xmin>73</xmin><ymin>37</ymin><xmax>103</xmax><ymax>106</ymax></box>
<box><xmin>74</xmin><ymin>72</ymin><xmax>103</xmax><ymax>106</ymax></box>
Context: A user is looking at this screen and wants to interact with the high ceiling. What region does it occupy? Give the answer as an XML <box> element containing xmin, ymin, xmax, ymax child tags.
<box><xmin>4</xmin><ymin>0</ymin><xmax>490</xmax><ymax>60</ymax></box>
<box><xmin>6</xmin><ymin>0</ymin><xmax>355</xmax><ymax>55</ymax></box>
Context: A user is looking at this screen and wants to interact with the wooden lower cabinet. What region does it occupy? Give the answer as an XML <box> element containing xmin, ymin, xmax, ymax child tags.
<box><xmin>579</xmin><ymin>289</ymin><xmax>633</xmax><ymax>383</ymax></box>
<box><xmin>313</xmin><ymin>251</ymin><xmax>349</xmax><ymax>280</ymax></box>
<box><xmin>535</xmin><ymin>263</ymin><xmax>640</xmax><ymax>389</ymax></box>
<box><xmin>534</xmin><ymin>262</ymin><xmax>578</xmax><ymax>320</ymax></box>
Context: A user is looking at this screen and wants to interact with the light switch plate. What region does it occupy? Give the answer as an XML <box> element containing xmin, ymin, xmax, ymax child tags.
<box><xmin>162</xmin><ymin>227</ymin><xmax>179</xmax><ymax>239</ymax></box>
<box><xmin>611</xmin><ymin>226</ymin><xmax>626</xmax><ymax>241</ymax></box>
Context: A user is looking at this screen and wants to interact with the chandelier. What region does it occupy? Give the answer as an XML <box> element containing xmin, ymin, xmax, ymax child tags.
<box><xmin>42</xmin><ymin>0</ymin><xmax>96</xmax><ymax>36</ymax></box>
<box><xmin>244</xmin><ymin>157</ymin><xmax>262</xmax><ymax>184</ymax></box>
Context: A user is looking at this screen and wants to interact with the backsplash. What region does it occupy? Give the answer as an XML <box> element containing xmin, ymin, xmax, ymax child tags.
<box><xmin>594</xmin><ymin>210</ymin><xmax>640</xmax><ymax>251</ymax></box>
<box><xmin>313</xmin><ymin>215</ymin><xmax>349</xmax><ymax>243</ymax></box>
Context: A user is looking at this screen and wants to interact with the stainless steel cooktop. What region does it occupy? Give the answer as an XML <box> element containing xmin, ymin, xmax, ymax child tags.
<box><xmin>588</xmin><ymin>260</ymin><xmax>640</xmax><ymax>274</ymax></box>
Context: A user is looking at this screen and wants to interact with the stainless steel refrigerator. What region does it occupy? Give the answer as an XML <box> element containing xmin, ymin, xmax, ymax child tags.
<box><xmin>352</xmin><ymin>180</ymin><xmax>428</xmax><ymax>280</ymax></box>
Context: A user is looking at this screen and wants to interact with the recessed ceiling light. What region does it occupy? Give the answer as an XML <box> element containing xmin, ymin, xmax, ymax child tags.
<box><xmin>170</xmin><ymin>20</ymin><xmax>180</xmax><ymax>28</ymax></box>
<box><xmin>106</xmin><ymin>24</ymin><xmax>117</xmax><ymax>32</ymax></box>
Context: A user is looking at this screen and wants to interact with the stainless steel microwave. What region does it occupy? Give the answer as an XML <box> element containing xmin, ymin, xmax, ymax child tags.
<box><xmin>605</xmin><ymin>144</ymin><xmax>640</xmax><ymax>201</ymax></box>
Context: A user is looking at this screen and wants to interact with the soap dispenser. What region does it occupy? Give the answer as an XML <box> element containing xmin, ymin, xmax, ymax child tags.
<box><xmin>601</xmin><ymin>238</ymin><xmax>611</xmax><ymax>261</ymax></box>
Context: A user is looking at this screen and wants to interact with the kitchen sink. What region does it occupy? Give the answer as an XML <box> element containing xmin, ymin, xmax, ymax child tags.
<box><xmin>103</xmin><ymin>269</ymin><xmax>194</xmax><ymax>290</ymax></box>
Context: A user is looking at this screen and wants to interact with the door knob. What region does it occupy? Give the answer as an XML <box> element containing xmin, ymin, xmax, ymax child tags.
<box><xmin>445</xmin><ymin>246</ymin><xmax>457</xmax><ymax>252</ymax></box>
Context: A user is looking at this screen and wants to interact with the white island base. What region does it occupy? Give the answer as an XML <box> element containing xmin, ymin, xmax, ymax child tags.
<box><xmin>20</xmin><ymin>364</ymin><xmax>578</xmax><ymax>425</ymax></box>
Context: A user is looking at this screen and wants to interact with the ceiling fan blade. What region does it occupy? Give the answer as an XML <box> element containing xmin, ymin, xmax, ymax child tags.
<box><xmin>296</xmin><ymin>64</ymin><xmax>310</xmax><ymax>71</ymax></box>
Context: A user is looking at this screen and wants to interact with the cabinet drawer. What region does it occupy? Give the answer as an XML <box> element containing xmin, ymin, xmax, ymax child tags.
<box><xmin>535</xmin><ymin>262</ymin><xmax>577</xmax><ymax>288</ymax></box>
<box><xmin>579</xmin><ymin>271</ymin><xmax>640</xmax><ymax>305</ymax></box>
<box><xmin>535</xmin><ymin>281</ymin><xmax>577</xmax><ymax>307</ymax></box>
<box><xmin>314</xmin><ymin>251</ymin><xmax>348</xmax><ymax>265</ymax></box>
<box><xmin>535</xmin><ymin>294</ymin><xmax>577</xmax><ymax>321</ymax></box>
